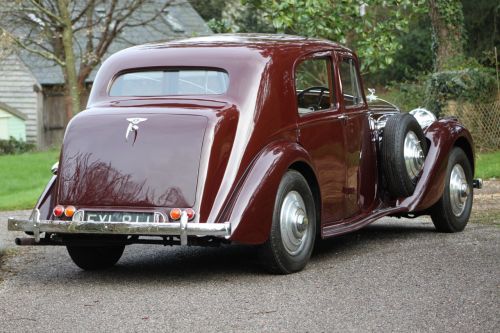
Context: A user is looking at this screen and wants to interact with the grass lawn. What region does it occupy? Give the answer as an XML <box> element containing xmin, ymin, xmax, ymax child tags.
<box><xmin>476</xmin><ymin>150</ymin><xmax>500</xmax><ymax>180</ymax></box>
<box><xmin>0</xmin><ymin>150</ymin><xmax>59</xmax><ymax>211</ymax></box>
<box><xmin>0</xmin><ymin>149</ymin><xmax>498</xmax><ymax>211</ymax></box>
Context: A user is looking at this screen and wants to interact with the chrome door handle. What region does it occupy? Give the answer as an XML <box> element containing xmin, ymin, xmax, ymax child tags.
<box><xmin>339</xmin><ymin>114</ymin><xmax>348</xmax><ymax>122</ymax></box>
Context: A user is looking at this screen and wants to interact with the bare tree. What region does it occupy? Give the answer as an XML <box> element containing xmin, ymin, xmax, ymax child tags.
<box><xmin>0</xmin><ymin>0</ymin><xmax>172</xmax><ymax>117</ymax></box>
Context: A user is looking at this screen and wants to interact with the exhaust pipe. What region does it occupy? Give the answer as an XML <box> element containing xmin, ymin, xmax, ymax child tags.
<box><xmin>15</xmin><ymin>237</ymin><xmax>36</xmax><ymax>246</ymax></box>
<box><xmin>14</xmin><ymin>238</ymin><xmax>52</xmax><ymax>246</ymax></box>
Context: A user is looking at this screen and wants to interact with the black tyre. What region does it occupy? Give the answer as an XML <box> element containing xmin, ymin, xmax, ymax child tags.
<box><xmin>430</xmin><ymin>147</ymin><xmax>473</xmax><ymax>232</ymax></box>
<box><xmin>67</xmin><ymin>245</ymin><xmax>125</xmax><ymax>270</ymax></box>
<box><xmin>260</xmin><ymin>170</ymin><xmax>316</xmax><ymax>274</ymax></box>
<box><xmin>382</xmin><ymin>113</ymin><xmax>428</xmax><ymax>198</ymax></box>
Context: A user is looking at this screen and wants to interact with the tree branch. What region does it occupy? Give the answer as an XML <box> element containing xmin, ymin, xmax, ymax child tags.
<box><xmin>27</xmin><ymin>0</ymin><xmax>64</xmax><ymax>25</ymax></box>
<box><xmin>3</xmin><ymin>29</ymin><xmax>65</xmax><ymax>66</ymax></box>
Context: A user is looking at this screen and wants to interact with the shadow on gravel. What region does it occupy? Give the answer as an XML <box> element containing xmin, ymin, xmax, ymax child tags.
<box><xmin>59</xmin><ymin>220</ymin><xmax>437</xmax><ymax>282</ymax></box>
<box><xmin>312</xmin><ymin>221</ymin><xmax>436</xmax><ymax>261</ymax></box>
<box><xmin>70</xmin><ymin>244</ymin><xmax>264</xmax><ymax>282</ymax></box>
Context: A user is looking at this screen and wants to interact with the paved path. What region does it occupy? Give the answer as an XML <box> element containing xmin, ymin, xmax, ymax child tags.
<box><xmin>0</xmin><ymin>213</ymin><xmax>498</xmax><ymax>332</ymax></box>
<box><xmin>0</xmin><ymin>210</ymin><xmax>30</xmax><ymax>252</ymax></box>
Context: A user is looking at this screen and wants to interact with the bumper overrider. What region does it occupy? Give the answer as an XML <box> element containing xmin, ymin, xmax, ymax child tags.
<box><xmin>8</xmin><ymin>209</ymin><xmax>231</xmax><ymax>246</ymax></box>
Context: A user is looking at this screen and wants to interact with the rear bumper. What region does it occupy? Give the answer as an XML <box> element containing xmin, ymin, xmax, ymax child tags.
<box><xmin>8</xmin><ymin>210</ymin><xmax>231</xmax><ymax>246</ymax></box>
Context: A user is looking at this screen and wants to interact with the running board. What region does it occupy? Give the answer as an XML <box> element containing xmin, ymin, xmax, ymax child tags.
<box><xmin>321</xmin><ymin>207</ymin><xmax>406</xmax><ymax>238</ymax></box>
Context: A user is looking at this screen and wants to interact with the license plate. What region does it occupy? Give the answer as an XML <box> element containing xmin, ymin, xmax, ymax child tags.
<box><xmin>84</xmin><ymin>211</ymin><xmax>154</xmax><ymax>223</ymax></box>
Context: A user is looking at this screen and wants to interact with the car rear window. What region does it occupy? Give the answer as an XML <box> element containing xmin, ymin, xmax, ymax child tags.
<box><xmin>109</xmin><ymin>69</ymin><xmax>229</xmax><ymax>96</ymax></box>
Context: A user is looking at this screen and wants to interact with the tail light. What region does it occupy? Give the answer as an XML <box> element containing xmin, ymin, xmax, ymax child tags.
<box><xmin>53</xmin><ymin>205</ymin><xmax>64</xmax><ymax>217</ymax></box>
<box><xmin>169</xmin><ymin>208</ymin><xmax>182</xmax><ymax>220</ymax></box>
<box><xmin>64</xmin><ymin>205</ymin><xmax>76</xmax><ymax>217</ymax></box>
<box><xmin>169</xmin><ymin>208</ymin><xmax>196</xmax><ymax>221</ymax></box>
<box><xmin>185</xmin><ymin>208</ymin><xmax>195</xmax><ymax>220</ymax></box>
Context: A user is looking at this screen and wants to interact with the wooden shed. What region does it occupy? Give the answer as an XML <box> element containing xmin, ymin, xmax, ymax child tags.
<box><xmin>0</xmin><ymin>102</ymin><xmax>27</xmax><ymax>141</ymax></box>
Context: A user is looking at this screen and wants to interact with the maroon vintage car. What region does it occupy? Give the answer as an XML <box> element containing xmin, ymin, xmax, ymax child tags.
<box><xmin>8</xmin><ymin>34</ymin><xmax>482</xmax><ymax>274</ymax></box>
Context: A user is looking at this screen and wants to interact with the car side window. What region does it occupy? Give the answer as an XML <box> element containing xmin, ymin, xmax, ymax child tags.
<box><xmin>339</xmin><ymin>58</ymin><xmax>363</xmax><ymax>107</ymax></box>
<box><xmin>295</xmin><ymin>58</ymin><xmax>334</xmax><ymax>115</ymax></box>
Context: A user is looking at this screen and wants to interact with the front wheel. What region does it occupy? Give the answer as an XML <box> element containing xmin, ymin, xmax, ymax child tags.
<box><xmin>430</xmin><ymin>147</ymin><xmax>473</xmax><ymax>232</ymax></box>
<box><xmin>67</xmin><ymin>245</ymin><xmax>125</xmax><ymax>270</ymax></box>
<box><xmin>260</xmin><ymin>170</ymin><xmax>316</xmax><ymax>274</ymax></box>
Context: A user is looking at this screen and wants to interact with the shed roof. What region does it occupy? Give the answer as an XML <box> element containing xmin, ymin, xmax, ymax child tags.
<box><xmin>0</xmin><ymin>101</ymin><xmax>28</xmax><ymax>120</ymax></box>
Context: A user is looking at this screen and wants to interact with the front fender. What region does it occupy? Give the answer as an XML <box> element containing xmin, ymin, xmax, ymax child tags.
<box><xmin>225</xmin><ymin>140</ymin><xmax>314</xmax><ymax>244</ymax></box>
<box><xmin>400</xmin><ymin>118</ymin><xmax>474</xmax><ymax>212</ymax></box>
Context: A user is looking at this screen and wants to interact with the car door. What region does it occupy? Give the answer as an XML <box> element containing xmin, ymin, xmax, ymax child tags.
<box><xmin>295</xmin><ymin>52</ymin><xmax>348</xmax><ymax>222</ymax></box>
<box><xmin>336</xmin><ymin>53</ymin><xmax>377</xmax><ymax>218</ymax></box>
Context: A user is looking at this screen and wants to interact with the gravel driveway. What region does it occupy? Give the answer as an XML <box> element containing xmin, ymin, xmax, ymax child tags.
<box><xmin>0</xmin><ymin>216</ymin><xmax>498</xmax><ymax>332</ymax></box>
<box><xmin>0</xmin><ymin>182</ymin><xmax>499</xmax><ymax>332</ymax></box>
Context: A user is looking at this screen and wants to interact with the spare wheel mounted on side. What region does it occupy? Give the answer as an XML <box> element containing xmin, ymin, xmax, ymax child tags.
<box><xmin>381</xmin><ymin>113</ymin><xmax>428</xmax><ymax>198</ymax></box>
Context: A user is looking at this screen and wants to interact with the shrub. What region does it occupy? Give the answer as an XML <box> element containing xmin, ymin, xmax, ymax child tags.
<box><xmin>425</xmin><ymin>66</ymin><xmax>496</xmax><ymax>116</ymax></box>
<box><xmin>0</xmin><ymin>137</ymin><xmax>35</xmax><ymax>155</ymax></box>
<box><xmin>380</xmin><ymin>76</ymin><xmax>429</xmax><ymax>112</ymax></box>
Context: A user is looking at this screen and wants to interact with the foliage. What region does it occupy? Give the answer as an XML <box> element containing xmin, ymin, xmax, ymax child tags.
<box><xmin>207</xmin><ymin>18</ymin><xmax>234</xmax><ymax>33</ymax></box>
<box><xmin>0</xmin><ymin>149</ymin><xmax>59</xmax><ymax>210</ymax></box>
<box><xmin>243</xmin><ymin>0</ymin><xmax>426</xmax><ymax>74</ymax></box>
<box><xmin>367</xmin><ymin>14</ymin><xmax>433</xmax><ymax>86</ymax></box>
<box><xmin>377</xmin><ymin>78</ymin><xmax>429</xmax><ymax>112</ymax></box>
<box><xmin>205</xmin><ymin>0</ymin><xmax>273</xmax><ymax>33</ymax></box>
<box><xmin>462</xmin><ymin>0</ymin><xmax>500</xmax><ymax>68</ymax></box>
<box><xmin>476</xmin><ymin>150</ymin><xmax>500</xmax><ymax>179</ymax></box>
<box><xmin>365</xmin><ymin>0</ymin><xmax>500</xmax><ymax>85</ymax></box>
<box><xmin>189</xmin><ymin>0</ymin><xmax>227</xmax><ymax>21</ymax></box>
<box><xmin>0</xmin><ymin>137</ymin><xmax>35</xmax><ymax>155</ymax></box>
<box><xmin>425</xmin><ymin>66</ymin><xmax>496</xmax><ymax>115</ymax></box>
<box><xmin>432</xmin><ymin>0</ymin><xmax>465</xmax><ymax>31</ymax></box>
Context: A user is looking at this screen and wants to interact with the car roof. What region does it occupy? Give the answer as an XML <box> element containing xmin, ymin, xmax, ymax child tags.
<box><xmin>133</xmin><ymin>33</ymin><xmax>351</xmax><ymax>53</ymax></box>
<box><xmin>88</xmin><ymin>34</ymin><xmax>352</xmax><ymax>106</ymax></box>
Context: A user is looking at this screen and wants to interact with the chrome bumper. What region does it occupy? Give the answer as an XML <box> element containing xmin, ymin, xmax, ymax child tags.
<box><xmin>8</xmin><ymin>210</ymin><xmax>231</xmax><ymax>246</ymax></box>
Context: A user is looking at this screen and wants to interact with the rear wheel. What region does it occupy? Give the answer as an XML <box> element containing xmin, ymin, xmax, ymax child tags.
<box><xmin>67</xmin><ymin>245</ymin><xmax>125</xmax><ymax>270</ymax></box>
<box><xmin>260</xmin><ymin>170</ymin><xmax>316</xmax><ymax>274</ymax></box>
<box><xmin>431</xmin><ymin>147</ymin><xmax>473</xmax><ymax>232</ymax></box>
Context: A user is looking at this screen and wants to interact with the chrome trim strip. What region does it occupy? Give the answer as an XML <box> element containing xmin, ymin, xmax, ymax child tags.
<box><xmin>7</xmin><ymin>217</ymin><xmax>231</xmax><ymax>242</ymax></box>
<box><xmin>180</xmin><ymin>211</ymin><xmax>188</xmax><ymax>245</ymax></box>
<box><xmin>51</xmin><ymin>162</ymin><xmax>59</xmax><ymax>175</ymax></box>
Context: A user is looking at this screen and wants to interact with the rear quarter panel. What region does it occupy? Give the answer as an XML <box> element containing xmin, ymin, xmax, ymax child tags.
<box><xmin>224</xmin><ymin>141</ymin><xmax>316</xmax><ymax>244</ymax></box>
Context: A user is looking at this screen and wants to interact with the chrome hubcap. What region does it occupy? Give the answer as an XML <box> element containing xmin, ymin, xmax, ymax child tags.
<box><xmin>449</xmin><ymin>164</ymin><xmax>469</xmax><ymax>216</ymax></box>
<box><xmin>404</xmin><ymin>131</ymin><xmax>425</xmax><ymax>179</ymax></box>
<box><xmin>280</xmin><ymin>191</ymin><xmax>309</xmax><ymax>256</ymax></box>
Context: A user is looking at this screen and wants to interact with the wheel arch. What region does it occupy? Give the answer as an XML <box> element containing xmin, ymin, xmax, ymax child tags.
<box><xmin>226</xmin><ymin>140</ymin><xmax>316</xmax><ymax>244</ymax></box>
<box><xmin>454</xmin><ymin>136</ymin><xmax>475</xmax><ymax>175</ymax></box>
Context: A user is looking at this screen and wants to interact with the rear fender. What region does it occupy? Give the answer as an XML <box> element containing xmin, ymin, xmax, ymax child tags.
<box><xmin>400</xmin><ymin>118</ymin><xmax>474</xmax><ymax>212</ymax></box>
<box><xmin>225</xmin><ymin>141</ymin><xmax>314</xmax><ymax>244</ymax></box>
<box><xmin>34</xmin><ymin>176</ymin><xmax>57</xmax><ymax>220</ymax></box>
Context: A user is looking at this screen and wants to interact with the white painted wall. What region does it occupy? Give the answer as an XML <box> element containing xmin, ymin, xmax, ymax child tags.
<box><xmin>0</xmin><ymin>54</ymin><xmax>40</xmax><ymax>144</ymax></box>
